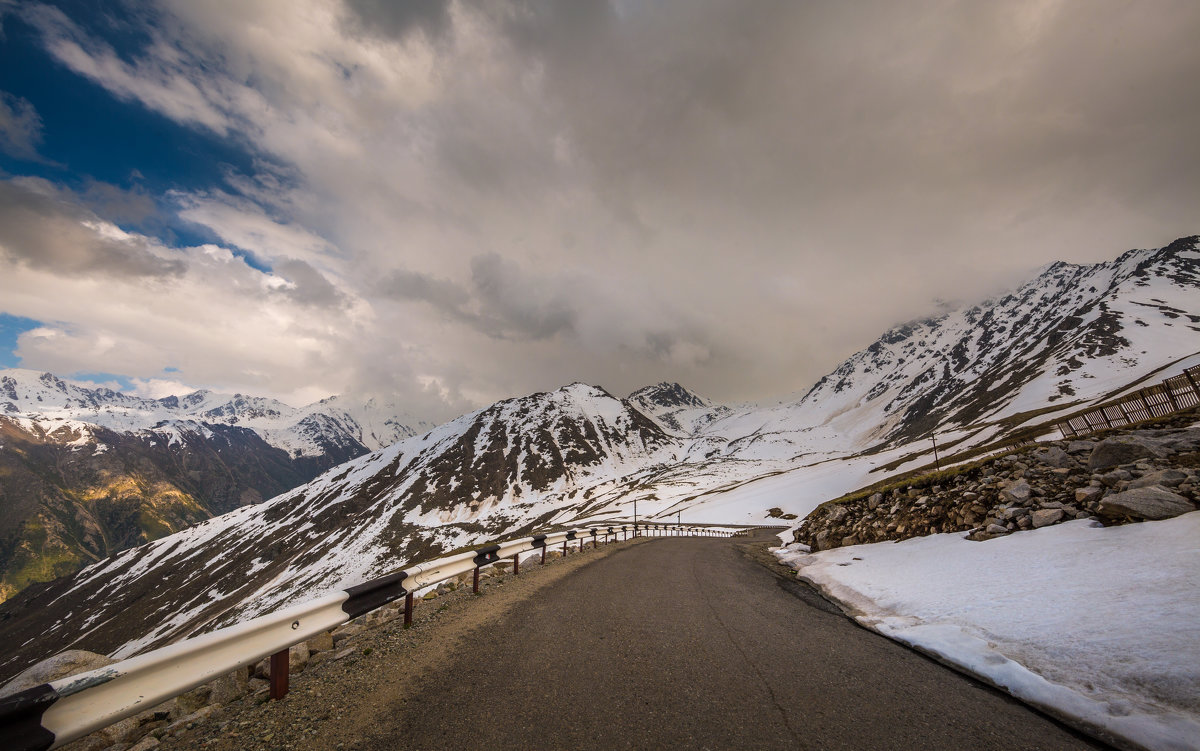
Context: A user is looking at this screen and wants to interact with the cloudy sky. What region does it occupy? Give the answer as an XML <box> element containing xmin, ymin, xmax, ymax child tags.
<box><xmin>0</xmin><ymin>0</ymin><xmax>1197</xmax><ymax>421</ymax></box>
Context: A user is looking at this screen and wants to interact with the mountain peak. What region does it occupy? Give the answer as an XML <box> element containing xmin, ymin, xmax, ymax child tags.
<box><xmin>628</xmin><ymin>382</ymin><xmax>708</xmax><ymax>409</ymax></box>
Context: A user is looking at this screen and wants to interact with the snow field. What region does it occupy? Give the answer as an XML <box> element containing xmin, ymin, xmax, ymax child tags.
<box><xmin>775</xmin><ymin>513</ymin><xmax>1200</xmax><ymax>751</ymax></box>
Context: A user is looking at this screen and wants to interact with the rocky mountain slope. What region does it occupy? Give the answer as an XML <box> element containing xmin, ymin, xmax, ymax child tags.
<box><xmin>0</xmin><ymin>384</ymin><xmax>681</xmax><ymax>678</ymax></box>
<box><xmin>702</xmin><ymin>235</ymin><xmax>1200</xmax><ymax>462</ymax></box>
<box><xmin>0</xmin><ymin>235</ymin><xmax>1197</xmax><ymax>683</ymax></box>
<box><xmin>0</xmin><ymin>370</ymin><xmax>424</xmax><ymax>602</ymax></box>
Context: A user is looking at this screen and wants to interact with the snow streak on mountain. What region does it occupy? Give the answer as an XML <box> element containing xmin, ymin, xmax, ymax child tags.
<box><xmin>0</xmin><ymin>236</ymin><xmax>1196</xmax><ymax>682</ymax></box>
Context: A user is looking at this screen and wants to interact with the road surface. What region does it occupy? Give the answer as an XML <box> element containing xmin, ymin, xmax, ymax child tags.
<box><xmin>351</xmin><ymin>531</ymin><xmax>1107</xmax><ymax>750</ymax></box>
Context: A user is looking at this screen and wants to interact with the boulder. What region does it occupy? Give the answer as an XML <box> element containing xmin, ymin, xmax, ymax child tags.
<box><xmin>1129</xmin><ymin>468</ymin><xmax>1188</xmax><ymax>489</ymax></box>
<box><xmin>1088</xmin><ymin>438</ymin><xmax>1164</xmax><ymax>470</ymax></box>
<box><xmin>1098</xmin><ymin>486</ymin><xmax>1195</xmax><ymax>520</ymax></box>
<box><xmin>289</xmin><ymin>642</ymin><xmax>310</xmax><ymax>674</ymax></box>
<box><xmin>1031</xmin><ymin>509</ymin><xmax>1065</xmax><ymax>528</ymax></box>
<box><xmin>867</xmin><ymin>493</ymin><xmax>883</xmax><ymax>510</ymax></box>
<box><xmin>1033</xmin><ymin>446</ymin><xmax>1077</xmax><ymax>469</ymax></box>
<box><xmin>306</xmin><ymin>631</ymin><xmax>335</xmax><ymax>653</ymax></box>
<box><xmin>825</xmin><ymin>505</ymin><xmax>849</xmax><ymax>523</ymax></box>
<box><xmin>207</xmin><ymin>667</ymin><xmax>249</xmax><ymax>706</ymax></box>
<box><xmin>0</xmin><ymin>650</ymin><xmax>115</xmax><ymax>698</ymax></box>
<box><xmin>1075</xmin><ymin>486</ymin><xmax>1104</xmax><ymax>504</ymax></box>
<box><xmin>1002</xmin><ymin>482</ymin><xmax>1032</xmax><ymax>504</ymax></box>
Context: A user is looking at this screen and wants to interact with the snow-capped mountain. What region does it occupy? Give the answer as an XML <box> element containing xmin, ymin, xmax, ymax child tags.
<box><xmin>0</xmin><ymin>235</ymin><xmax>1196</xmax><ymax>683</ymax></box>
<box><xmin>704</xmin><ymin>235</ymin><xmax>1200</xmax><ymax>461</ymax></box>
<box><xmin>0</xmin><ymin>384</ymin><xmax>682</xmax><ymax>672</ymax></box>
<box><xmin>0</xmin><ymin>371</ymin><xmax>426</xmax><ymax>603</ymax></box>
<box><xmin>0</xmin><ymin>371</ymin><xmax>427</xmax><ymax>457</ymax></box>
<box><xmin>627</xmin><ymin>382</ymin><xmax>732</xmax><ymax>436</ymax></box>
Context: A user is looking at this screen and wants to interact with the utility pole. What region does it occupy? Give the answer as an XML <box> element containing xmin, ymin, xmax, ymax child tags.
<box><xmin>931</xmin><ymin>432</ymin><xmax>941</xmax><ymax>472</ymax></box>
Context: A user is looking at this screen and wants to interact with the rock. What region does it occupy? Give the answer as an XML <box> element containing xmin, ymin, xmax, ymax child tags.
<box><xmin>1033</xmin><ymin>446</ymin><xmax>1077</xmax><ymax>469</ymax></box>
<box><xmin>1088</xmin><ymin>438</ymin><xmax>1164</xmax><ymax>470</ymax></box>
<box><xmin>1098</xmin><ymin>486</ymin><xmax>1196</xmax><ymax>520</ymax></box>
<box><xmin>0</xmin><ymin>650</ymin><xmax>116</xmax><ymax>698</ymax></box>
<box><xmin>1031</xmin><ymin>509</ymin><xmax>1065</xmax><ymax>528</ymax></box>
<box><xmin>289</xmin><ymin>642</ymin><xmax>310</xmax><ymax>674</ymax></box>
<box><xmin>868</xmin><ymin>493</ymin><xmax>883</xmax><ymax>510</ymax></box>
<box><xmin>961</xmin><ymin>491</ymin><xmax>979</xmax><ymax>501</ymax></box>
<box><xmin>1002</xmin><ymin>482</ymin><xmax>1032</xmax><ymax>503</ymax></box>
<box><xmin>985</xmin><ymin>523</ymin><xmax>1009</xmax><ymax>536</ymax></box>
<box><xmin>207</xmin><ymin>667</ymin><xmax>249</xmax><ymax>706</ymax></box>
<box><xmin>306</xmin><ymin>631</ymin><xmax>335</xmax><ymax>653</ymax></box>
<box><xmin>1067</xmin><ymin>441</ymin><xmax>1095</xmax><ymax>454</ymax></box>
<box><xmin>332</xmin><ymin>623</ymin><xmax>366</xmax><ymax>645</ymax></box>
<box><xmin>825</xmin><ymin>505</ymin><xmax>849</xmax><ymax>522</ymax></box>
<box><xmin>64</xmin><ymin>733</ymin><xmax>112</xmax><ymax>750</ymax></box>
<box><xmin>130</xmin><ymin>736</ymin><xmax>160</xmax><ymax>751</ymax></box>
<box><xmin>1075</xmin><ymin>486</ymin><xmax>1104</xmax><ymax>504</ymax></box>
<box><xmin>840</xmin><ymin>535</ymin><xmax>859</xmax><ymax>547</ymax></box>
<box><xmin>1099</xmin><ymin>469</ymin><xmax>1132</xmax><ymax>487</ymax></box>
<box><xmin>103</xmin><ymin>713</ymin><xmax>147</xmax><ymax>744</ymax></box>
<box><xmin>814</xmin><ymin>530</ymin><xmax>833</xmax><ymax>551</ymax></box>
<box><xmin>173</xmin><ymin>683</ymin><xmax>212</xmax><ymax>717</ymax></box>
<box><xmin>1129</xmin><ymin>469</ymin><xmax>1188</xmax><ymax>489</ymax></box>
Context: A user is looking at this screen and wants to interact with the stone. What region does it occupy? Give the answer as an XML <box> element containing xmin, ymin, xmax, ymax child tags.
<box><xmin>1075</xmin><ymin>486</ymin><xmax>1104</xmax><ymax>504</ymax></box>
<box><xmin>173</xmin><ymin>684</ymin><xmax>212</xmax><ymax>716</ymax></box>
<box><xmin>1088</xmin><ymin>438</ymin><xmax>1164</xmax><ymax>470</ymax></box>
<box><xmin>1002</xmin><ymin>482</ymin><xmax>1032</xmax><ymax>503</ymax></box>
<box><xmin>130</xmin><ymin>736</ymin><xmax>160</xmax><ymax>751</ymax></box>
<box><xmin>1129</xmin><ymin>469</ymin><xmax>1188</xmax><ymax>489</ymax></box>
<box><xmin>289</xmin><ymin>642</ymin><xmax>310</xmax><ymax>674</ymax></box>
<box><xmin>961</xmin><ymin>491</ymin><xmax>979</xmax><ymax>501</ymax></box>
<box><xmin>985</xmin><ymin>523</ymin><xmax>1009</xmax><ymax>536</ymax></box>
<box><xmin>1031</xmin><ymin>509</ymin><xmax>1065</xmax><ymax>528</ymax></box>
<box><xmin>1100</xmin><ymin>469</ymin><xmax>1132</xmax><ymax>487</ymax></box>
<box><xmin>65</xmin><ymin>733</ymin><xmax>112</xmax><ymax>750</ymax></box>
<box><xmin>306</xmin><ymin>631</ymin><xmax>335</xmax><ymax>653</ymax></box>
<box><xmin>208</xmin><ymin>667</ymin><xmax>249</xmax><ymax>706</ymax></box>
<box><xmin>1098</xmin><ymin>486</ymin><xmax>1195</xmax><ymax>520</ymax></box>
<box><xmin>814</xmin><ymin>530</ymin><xmax>833</xmax><ymax>551</ymax></box>
<box><xmin>825</xmin><ymin>505</ymin><xmax>849</xmax><ymax>522</ymax></box>
<box><xmin>1033</xmin><ymin>446</ymin><xmax>1078</xmax><ymax>469</ymax></box>
<box><xmin>840</xmin><ymin>535</ymin><xmax>859</xmax><ymax>547</ymax></box>
<box><xmin>0</xmin><ymin>650</ymin><xmax>116</xmax><ymax>698</ymax></box>
<box><xmin>1067</xmin><ymin>440</ymin><xmax>1095</xmax><ymax>454</ymax></box>
<box><xmin>332</xmin><ymin>623</ymin><xmax>366</xmax><ymax>645</ymax></box>
<box><xmin>868</xmin><ymin>493</ymin><xmax>883</xmax><ymax>510</ymax></box>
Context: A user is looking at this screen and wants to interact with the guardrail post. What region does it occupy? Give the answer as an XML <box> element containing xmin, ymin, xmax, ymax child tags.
<box><xmin>404</xmin><ymin>592</ymin><xmax>414</xmax><ymax>628</ymax></box>
<box><xmin>269</xmin><ymin>648</ymin><xmax>289</xmax><ymax>700</ymax></box>
<box><xmin>513</xmin><ymin>553</ymin><xmax>519</xmax><ymax>576</ymax></box>
<box><xmin>473</xmin><ymin>566</ymin><xmax>480</xmax><ymax>594</ymax></box>
<box><xmin>541</xmin><ymin>546</ymin><xmax>546</xmax><ymax>564</ymax></box>
<box><xmin>562</xmin><ymin>540</ymin><xmax>568</xmax><ymax>556</ymax></box>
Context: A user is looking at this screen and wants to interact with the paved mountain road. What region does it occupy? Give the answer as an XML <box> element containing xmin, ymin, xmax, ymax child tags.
<box><xmin>348</xmin><ymin>532</ymin><xmax>1106</xmax><ymax>751</ymax></box>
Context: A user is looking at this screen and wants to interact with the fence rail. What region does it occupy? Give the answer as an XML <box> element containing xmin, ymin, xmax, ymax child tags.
<box><xmin>1056</xmin><ymin>364</ymin><xmax>1200</xmax><ymax>438</ymax></box>
<box><xmin>0</xmin><ymin>522</ymin><xmax>734</xmax><ymax>751</ymax></box>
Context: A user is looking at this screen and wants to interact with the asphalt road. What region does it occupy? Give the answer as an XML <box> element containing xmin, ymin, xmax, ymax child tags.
<box><xmin>354</xmin><ymin>532</ymin><xmax>1106</xmax><ymax>751</ymax></box>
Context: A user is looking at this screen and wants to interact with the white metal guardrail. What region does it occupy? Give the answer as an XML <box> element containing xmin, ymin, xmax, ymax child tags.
<box><xmin>0</xmin><ymin>522</ymin><xmax>737</xmax><ymax>750</ymax></box>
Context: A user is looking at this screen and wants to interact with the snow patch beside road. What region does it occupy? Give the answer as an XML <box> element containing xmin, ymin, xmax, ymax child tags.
<box><xmin>776</xmin><ymin>513</ymin><xmax>1200</xmax><ymax>751</ymax></box>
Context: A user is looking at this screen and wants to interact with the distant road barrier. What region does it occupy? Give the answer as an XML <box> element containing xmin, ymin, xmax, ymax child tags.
<box><xmin>1056</xmin><ymin>363</ymin><xmax>1200</xmax><ymax>438</ymax></box>
<box><xmin>0</xmin><ymin>522</ymin><xmax>735</xmax><ymax>750</ymax></box>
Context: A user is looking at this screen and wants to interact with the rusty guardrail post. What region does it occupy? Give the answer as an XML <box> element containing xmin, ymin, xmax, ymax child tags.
<box><xmin>513</xmin><ymin>553</ymin><xmax>519</xmax><ymax>576</ymax></box>
<box><xmin>472</xmin><ymin>566</ymin><xmax>480</xmax><ymax>594</ymax></box>
<box><xmin>269</xmin><ymin>648</ymin><xmax>289</xmax><ymax>700</ymax></box>
<box><xmin>541</xmin><ymin>545</ymin><xmax>547</xmax><ymax>564</ymax></box>
<box><xmin>403</xmin><ymin>592</ymin><xmax>413</xmax><ymax>628</ymax></box>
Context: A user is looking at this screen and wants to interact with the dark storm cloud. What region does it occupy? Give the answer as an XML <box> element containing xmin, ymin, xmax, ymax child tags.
<box><xmin>273</xmin><ymin>259</ymin><xmax>347</xmax><ymax>309</ymax></box>
<box><xmin>381</xmin><ymin>254</ymin><xmax>576</xmax><ymax>341</ymax></box>
<box><xmin>0</xmin><ymin>179</ymin><xmax>185</xmax><ymax>278</ymax></box>
<box><xmin>343</xmin><ymin>0</ymin><xmax>452</xmax><ymax>41</ymax></box>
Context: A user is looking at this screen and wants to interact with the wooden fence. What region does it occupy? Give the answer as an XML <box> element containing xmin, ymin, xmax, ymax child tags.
<box><xmin>1056</xmin><ymin>363</ymin><xmax>1200</xmax><ymax>438</ymax></box>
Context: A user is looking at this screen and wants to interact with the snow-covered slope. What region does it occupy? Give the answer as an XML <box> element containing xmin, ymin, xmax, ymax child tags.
<box><xmin>703</xmin><ymin>235</ymin><xmax>1200</xmax><ymax>461</ymax></box>
<box><xmin>1</xmin><ymin>235</ymin><xmax>1197</xmax><ymax>683</ymax></box>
